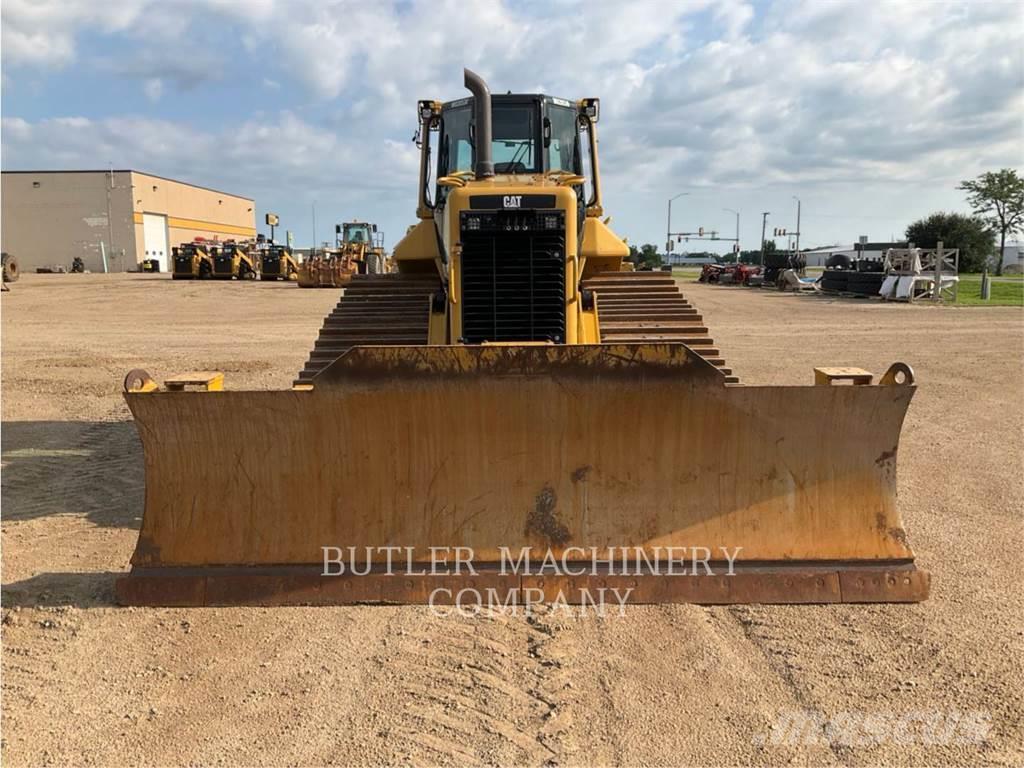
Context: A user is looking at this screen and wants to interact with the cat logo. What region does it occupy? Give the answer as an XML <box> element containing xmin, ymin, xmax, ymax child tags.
<box><xmin>503</xmin><ymin>195</ymin><xmax>522</xmax><ymax>209</ymax></box>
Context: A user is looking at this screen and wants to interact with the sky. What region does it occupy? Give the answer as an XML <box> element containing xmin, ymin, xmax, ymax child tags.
<box><xmin>2</xmin><ymin>0</ymin><xmax>1021</xmax><ymax>252</ymax></box>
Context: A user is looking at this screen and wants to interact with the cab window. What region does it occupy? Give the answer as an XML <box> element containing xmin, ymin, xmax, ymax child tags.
<box><xmin>547</xmin><ymin>105</ymin><xmax>580</xmax><ymax>173</ymax></box>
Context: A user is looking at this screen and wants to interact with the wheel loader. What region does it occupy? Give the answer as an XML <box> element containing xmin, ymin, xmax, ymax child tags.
<box><xmin>258</xmin><ymin>244</ymin><xmax>299</xmax><ymax>281</ymax></box>
<box><xmin>171</xmin><ymin>241</ymin><xmax>214</xmax><ymax>279</ymax></box>
<box><xmin>296</xmin><ymin>221</ymin><xmax>386</xmax><ymax>288</ymax></box>
<box><xmin>210</xmin><ymin>241</ymin><xmax>258</xmax><ymax>280</ymax></box>
<box><xmin>117</xmin><ymin>70</ymin><xmax>928</xmax><ymax>607</ymax></box>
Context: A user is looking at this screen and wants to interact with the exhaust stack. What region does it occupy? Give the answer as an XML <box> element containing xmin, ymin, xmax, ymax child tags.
<box><xmin>464</xmin><ymin>68</ymin><xmax>494</xmax><ymax>179</ymax></box>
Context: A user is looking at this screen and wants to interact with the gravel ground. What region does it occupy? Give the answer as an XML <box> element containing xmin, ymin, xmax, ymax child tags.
<box><xmin>2</xmin><ymin>273</ymin><xmax>1022</xmax><ymax>766</ymax></box>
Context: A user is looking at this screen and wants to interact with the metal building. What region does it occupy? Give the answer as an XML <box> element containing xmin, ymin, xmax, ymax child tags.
<box><xmin>1</xmin><ymin>170</ymin><xmax>256</xmax><ymax>273</ymax></box>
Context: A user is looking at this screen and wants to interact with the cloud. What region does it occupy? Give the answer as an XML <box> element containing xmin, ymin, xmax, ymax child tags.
<box><xmin>2</xmin><ymin>0</ymin><xmax>1022</xmax><ymax>250</ymax></box>
<box><xmin>143</xmin><ymin>78</ymin><xmax>163</xmax><ymax>103</ymax></box>
<box><xmin>0</xmin><ymin>0</ymin><xmax>149</xmax><ymax>69</ymax></box>
<box><xmin>96</xmin><ymin>48</ymin><xmax>223</xmax><ymax>91</ymax></box>
<box><xmin>1</xmin><ymin>109</ymin><xmax>417</xmax><ymax>199</ymax></box>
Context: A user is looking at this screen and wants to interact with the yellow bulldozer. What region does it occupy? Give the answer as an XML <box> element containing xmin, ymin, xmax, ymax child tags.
<box><xmin>210</xmin><ymin>241</ymin><xmax>259</xmax><ymax>280</ymax></box>
<box><xmin>171</xmin><ymin>241</ymin><xmax>214</xmax><ymax>279</ymax></box>
<box><xmin>258</xmin><ymin>243</ymin><xmax>299</xmax><ymax>281</ymax></box>
<box><xmin>118</xmin><ymin>70</ymin><xmax>928</xmax><ymax>607</ymax></box>
<box><xmin>296</xmin><ymin>221</ymin><xmax>387</xmax><ymax>287</ymax></box>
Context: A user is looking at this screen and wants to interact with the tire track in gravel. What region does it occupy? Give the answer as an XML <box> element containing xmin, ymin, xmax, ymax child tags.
<box><xmin>725</xmin><ymin>605</ymin><xmax>850</xmax><ymax>766</ymax></box>
<box><xmin>358</xmin><ymin>606</ymin><xmax>580</xmax><ymax>766</ymax></box>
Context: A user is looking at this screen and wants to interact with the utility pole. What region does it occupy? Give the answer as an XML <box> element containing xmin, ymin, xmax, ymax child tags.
<box><xmin>760</xmin><ymin>212</ymin><xmax>770</xmax><ymax>266</ymax></box>
<box><xmin>106</xmin><ymin>163</ymin><xmax>115</xmax><ymax>272</ymax></box>
<box><xmin>792</xmin><ymin>196</ymin><xmax>801</xmax><ymax>255</ymax></box>
<box><xmin>723</xmin><ymin>208</ymin><xmax>739</xmax><ymax>255</ymax></box>
<box><xmin>666</xmin><ymin>192</ymin><xmax>689</xmax><ymax>252</ymax></box>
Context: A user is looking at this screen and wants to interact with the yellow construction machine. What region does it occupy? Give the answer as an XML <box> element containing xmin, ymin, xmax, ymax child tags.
<box><xmin>171</xmin><ymin>241</ymin><xmax>214</xmax><ymax>279</ymax></box>
<box><xmin>296</xmin><ymin>221</ymin><xmax>386</xmax><ymax>288</ymax></box>
<box><xmin>118</xmin><ymin>70</ymin><xmax>928</xmax><ymax>607</ymax></box>
<box><xmin>210</xmin><ymin>241</ymin><xmax>258</xmax><ymax>280</ymax></box>
<box><xmin>258</xmin><ymin>244</ymin><xmax>299</xmax><ymax>281</ymax></box>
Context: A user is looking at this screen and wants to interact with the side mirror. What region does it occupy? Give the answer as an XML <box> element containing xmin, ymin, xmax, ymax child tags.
<box><xmin>372</xmin><ymin>224</ymin><xmax>378</xmax><ymax>232</ymax></box>
<box><xmin>335</xmin><ymin>224</ymin><xmax>341</xmax><ymax>234</ymax></box>
<box><xmin>542</xmin><ymin>117</ymin><xmax>551</xmax><ymax>148</ymax></box>
<box><xmin>581</xmin><ymin>98</ymin><xmax>600</xmax><ymax>123</ymax></box>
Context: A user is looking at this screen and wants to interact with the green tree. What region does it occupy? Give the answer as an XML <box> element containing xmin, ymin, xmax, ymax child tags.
<box><xmin>959</xmin><ymin>169</ymin><xmax>1024</xmax><ymax>275</ymax></box>
<box><xmin>757</xmin><ymin>239</ymin><xmax>777</xmax><ymax>264</ymax></box>
<box><xmin>905</xmin><ymin>212</ymin><xmax>995</xmax><ymax>273</ymax></box>
<box><xmin>627</xmin><ymin>243</ymin><xmax>663</xmax><ymax>270</ymax></box>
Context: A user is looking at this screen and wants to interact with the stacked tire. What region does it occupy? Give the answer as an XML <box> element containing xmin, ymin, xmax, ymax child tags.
<box><xmin>846</xmin><ymin>271</ymin><xmax>886</xmax><ymax>296</ymax></box>
<box><xmin>820</xmin><ymin>269</ymin><xmax>850</xmax><ymax>293</ymax></box>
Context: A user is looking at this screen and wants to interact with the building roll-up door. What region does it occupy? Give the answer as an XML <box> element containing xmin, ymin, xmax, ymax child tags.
<box><xmin>142</xmin><ymin>213</ymin><xmax>170</xmax><ymax>271</ymax></box>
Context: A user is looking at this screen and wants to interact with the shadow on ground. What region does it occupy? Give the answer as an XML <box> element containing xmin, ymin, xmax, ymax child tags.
<box><xmin>1</xmin><ymin>420</ymin><xmax>143</xmax><ymax>529</ymax></box>
<box><xmin>1</xmin><ymin>571</ymin><xmax>120</xmax><ymax>608</ymax></box>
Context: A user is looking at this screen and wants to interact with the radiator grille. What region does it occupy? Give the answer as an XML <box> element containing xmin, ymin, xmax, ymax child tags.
<box><xmin>459</xmin><ymin>211</ymin><xmax>565</xmax><ymax>343</ymax></box>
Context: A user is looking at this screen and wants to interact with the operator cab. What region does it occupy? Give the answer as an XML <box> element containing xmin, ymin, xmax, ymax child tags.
<box><xmin>422</xmin><ymin>91</ymin><xmax>601</xmax><ymax>217</ymax></box>
<box><xmin>437</xmin><ymin>95</ymin><xmax>583</xmax><ymax>179</ymax></box>
<box><xmin>342</xmin><ymin>223</ymin><xmax>373</xmax><ymax>244</ymax></box>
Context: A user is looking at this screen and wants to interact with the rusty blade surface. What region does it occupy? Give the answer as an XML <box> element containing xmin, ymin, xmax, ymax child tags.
<box><xmin>124</xmin><ymin>343</ymin><xmax>918</xmax><ymax>575</ymax></box>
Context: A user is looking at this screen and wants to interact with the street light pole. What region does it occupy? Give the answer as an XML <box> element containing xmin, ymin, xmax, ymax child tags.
<box><xmin>792</xmin><ymin>196</ymin><xmax>801</xmax><ymax>255</ymax></box>
<box><xmin>666</xmin><ymin>192</ymin><xmax>689</xmax><ymax>252</ymax></box>
<box><xmin>723</xmin><ymin>208</ymin><xmax>739</xmax><ymax>254</ymax></box>
<box><xmin>760</xmin><ymin>211</ymin><xmax>770</xmax><ymax>266</ymax></box>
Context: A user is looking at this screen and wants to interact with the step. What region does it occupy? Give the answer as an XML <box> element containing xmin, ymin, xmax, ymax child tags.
<box><xmin>598</xmin><ymin>304</ymin><xmax>698</xmax><ymax>312</ymax></box>
<box><xmin>600</xmin><ymin>315</ymin><xmax>703</xmax><ymax>324</ymax></box>
<box><xmin>329</xmin><ymin>303</ymin><xmax>430</xmax><ymax>311</ymax></box>
<box><xmin>598</xmin><ymin>304</ymin><xmax>693</xmax><ymax>313</ymax></box>
<box><xmin>601</xmin><ymin>322</ymin><xmax>708</xmax><ymax>334</ymax></box>
<box><xmin>599</xmin><ymin>334</ymin><xmax>716</xmax><ymax>345</ymax></box>
<box><xmin>583</xmin><ymin>280</ymin><xmax>676</xmax><ymax>289</ymax></box>
<box><xmin>598</xmin><ymin>303</ymin><xmax>696</xmax><ymax>310</ymax></box>
<box><xmin>311</xmin><ymin>335</ymin><xmax>428</xmax><ymax>348</ymax></box>
<box><xmin>596</xmin><ymin>298</ymin><xmax>691</xmax><ymax>306</ymax></box>
<box><xmin>325</xmin><ymin>314</ymin><xmax>428</xmax><ymax>323</ymax></box>
<box><xmin>310</xmin><ymin>344</ymin><xmax>426</xmax><ymax>359</ymax></box>
<box><xmin>589</xmin><ymin>284</ymin><xmax>684</xmax><ymax>292</ymax></box>
<box><xmin>581</xmin><ymin>278</ymin><xmax>675</xmax><ymax>286</ymax></box>
<box><xmin>319</xmin><ymin>325</ymin><xmax>428</xmax><ymax>335</ymax></box>
<box><xmin>348</xmin><ymin>276</ymin><xmax>439</xmax><ymax>285</ymax></box>
<box><xmin>329</xmin><ymin>310</ymin><xmax>428</xmax><ymax>319</ymax></box>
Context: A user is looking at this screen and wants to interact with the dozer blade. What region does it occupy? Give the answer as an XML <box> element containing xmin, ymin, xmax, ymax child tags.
<box><xmin>117</xmin><ymin>344</ymin><xmax>928</xmax><ymax>607</ymax></box>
